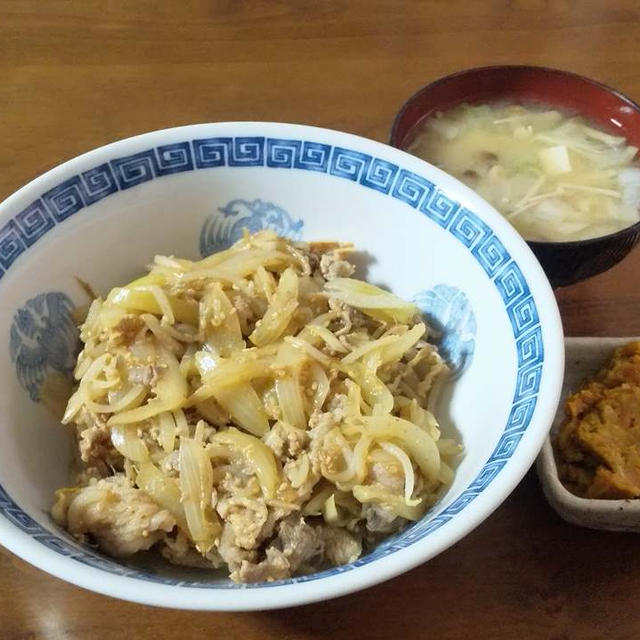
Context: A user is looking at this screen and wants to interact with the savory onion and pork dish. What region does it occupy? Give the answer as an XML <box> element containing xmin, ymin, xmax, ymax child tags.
<box><xmin>52</xmin><ymin>231</ymin><xmax>459</xmax><ymax>582</ymax></box>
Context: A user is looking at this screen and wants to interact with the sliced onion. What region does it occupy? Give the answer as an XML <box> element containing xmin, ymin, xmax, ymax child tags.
<box><xmin>111</xmin><ymin>425</ymin><xmax>149</xmax><ymax>462</ymax></box>
<box><xmin>275</xmin><ymin>375</ymin><xmax>307</xmax><ymax>429</ymax></box>
<box><xmin>179</xmin><ymin>437</ymin><xmax>220</xmax><ymax>552</ymax></box>
<box><xmin>136</xmin><ymin>461</ymin><xmax>187</xmax><ymax>531</ymax></box>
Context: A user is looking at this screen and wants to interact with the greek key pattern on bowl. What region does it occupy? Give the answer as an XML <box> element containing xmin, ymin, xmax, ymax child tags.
<box><xmin>0</xmin><ymin>135</ymin><xmax>544</xmax><ymax>588</ymax></box>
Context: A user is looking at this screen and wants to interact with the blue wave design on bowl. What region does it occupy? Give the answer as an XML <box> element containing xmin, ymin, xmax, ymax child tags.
<box><xmin>414</xmin><ymin>284</ymin><xmax>476</xmax><ymax>378</ymax></box>
<box><xmin>9</xmin><ymin>292</ymin><xmax>78</xmax><ymax>401</ymax></box>
<box><xmin>200</xmin><ymin>198</ymin><xmax>304</xmax><ymax>257</ymax></box>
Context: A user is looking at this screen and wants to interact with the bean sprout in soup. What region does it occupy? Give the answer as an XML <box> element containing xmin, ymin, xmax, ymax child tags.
<box><xmin>407</xmin><ymin>103</ymin><xmax>640</xmax><ymax>242</ymax></box>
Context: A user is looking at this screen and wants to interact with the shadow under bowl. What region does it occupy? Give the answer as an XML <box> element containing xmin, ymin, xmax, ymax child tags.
<box><xmin>390</xmin><ymin>65</ymin><xmax>640</xmax><ymax>288</ymax></box>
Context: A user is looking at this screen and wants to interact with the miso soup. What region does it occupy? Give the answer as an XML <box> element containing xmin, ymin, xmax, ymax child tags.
<box><xmin>407</xmin><ymin>103</ymin><xmax>640</xmax><ymax>242</ymax></box>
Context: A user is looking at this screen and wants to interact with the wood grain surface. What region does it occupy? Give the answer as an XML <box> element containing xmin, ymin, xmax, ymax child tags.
<box><xmin>2</xmin><ymin>1</ymin><xmax>640</xmax><ymax>638</ymax></box>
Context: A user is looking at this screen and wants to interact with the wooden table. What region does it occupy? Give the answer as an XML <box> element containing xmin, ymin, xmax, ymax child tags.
<box><xmin>2</xmin><ymin>2</ymin><xmax>640</xmax><ymax>638</ymax></box>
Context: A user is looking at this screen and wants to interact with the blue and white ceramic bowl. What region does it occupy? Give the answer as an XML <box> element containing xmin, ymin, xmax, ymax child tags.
<box><xmin>0</xmin><ymin>123</ymin><xmax>563</xmax><ymax>610</ymax></box>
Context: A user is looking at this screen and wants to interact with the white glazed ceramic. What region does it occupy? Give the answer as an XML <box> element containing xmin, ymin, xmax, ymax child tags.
<box><xmin>538</xmin><ymin>336</ymin><xmax>640</xmax><ymax>531</ymax></box>
<box><xmin>0</xmin><ymin>122</ymin><xmax>564</xmax><ymax>610</ymax></box>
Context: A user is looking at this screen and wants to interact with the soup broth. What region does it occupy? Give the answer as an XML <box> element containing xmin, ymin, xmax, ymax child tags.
<box><xmin>407</xmin><ymin>103</ymin><xmax>640</xmax><ymax>242</ymax></box>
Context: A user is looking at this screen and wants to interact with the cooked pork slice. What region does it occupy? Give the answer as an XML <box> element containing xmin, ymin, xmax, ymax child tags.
<box><xmin>363</xmin><ymin>503</ymin><xmax>401</xmax><ymax>534</ymax></box>
<box><xmin>233</xmin><ymin>515</ymin><xmax>323</xmax><ymax>583</ymax></box>
<box><xmin>63</xmin><ymin>476</ymin><xmax>175</xmax><ymax>557</ymax></box>
<box><xmin>77</xmin><ymin>415</ymin><xmax>122</xmax><ymax>473</ymax></box>
<box><xmin>282</xmin><ymin>453</ymin><xmax>318</xmax><ymax>497</ymax></box>
<box><xmin>112</xmin><ymin>315</ymin><xmax>145</xmax><ymax>346</ymax></box>
<box><xmin>327</xmin><ymin>298</ymin><xmax>369</xmax><ymax>337</ymax></box>
<box><xmin>319</xmin><ymin>252</ymin><xmax>355</xmax><ymax>281</ymax></box>
<box><xmin>263</xmin><ymin>421</ymin><xmax>309</xmax><ymax>458</ymax></box>
<box><xmin>368</xmin><ymin>459</ymin><xmax>405</xmax><ymax>494</ymax></box>
<box><xmin>234</xmin><ymin>547</ymin><xmax>290</xmax><ymax>583</ymax></box>
<box><xmin>321</xmin><ymin>527</ymin><xmax>362</xmax><ymax>566</ymax></box>
<box><xmin>308</xmin><ymin>397</ymin><xmax>349</xmax><ymax>475</ymax></box>
<box><xmin>274</xmin><ymin>514</ymin><xmax>323</xmax><ymax>572</ymax></box>
<box><xmin>216</xmin><ymin>497</ymin><xmax>269</xmax><ymax>550</ymax></box>
<box><xmin>127</xmin><ymin>364</ymin><xmax>160</xmax><ymax>386</ymax></box>
<box><xmin>217</xmin><ymin>522</ymin><xmax>256</xmax><ymax>571</ymax></box>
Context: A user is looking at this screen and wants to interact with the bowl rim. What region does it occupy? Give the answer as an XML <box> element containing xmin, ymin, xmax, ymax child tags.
<box><xmin>389</xmin><ymin>64</ymin><xmax>640</xmax><ymax>248</ymax></box>
<box><xmin>0</xmin><ymin>121</ymin><xmax>565</xmax><ymax>610</ymax></box>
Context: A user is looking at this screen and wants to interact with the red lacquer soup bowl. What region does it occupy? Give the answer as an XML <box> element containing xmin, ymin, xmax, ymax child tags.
<box><xmin>390</xmin><ymin>66</ymin><xmax>640</xmax><ymax>288</ymax></box>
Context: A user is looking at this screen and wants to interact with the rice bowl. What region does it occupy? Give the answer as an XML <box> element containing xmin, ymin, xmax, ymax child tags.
<box><xmin>0</xmin><ymin>122</ymin><xmax>563</xmax><ymax>610</ymax></box>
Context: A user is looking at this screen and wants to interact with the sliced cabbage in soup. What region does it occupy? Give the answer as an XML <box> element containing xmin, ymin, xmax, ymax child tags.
<box><xmin>407</xmin><ymin>103</ymin><xmax>640</xmax><ymax>242</ymax></box>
